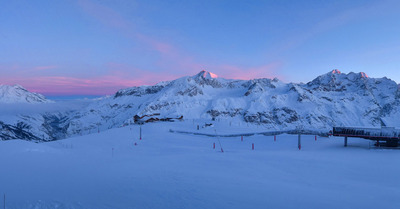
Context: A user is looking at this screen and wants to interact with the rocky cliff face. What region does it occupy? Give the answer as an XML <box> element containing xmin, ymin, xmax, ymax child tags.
<box><xmin>2</xmin><ymin>70</ymin><xmax>400</xmax><ymax>141</ymax></box>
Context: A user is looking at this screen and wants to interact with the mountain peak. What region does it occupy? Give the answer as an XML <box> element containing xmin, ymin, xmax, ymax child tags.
<box><xmin>196</xmin><ymin>70</ymin><xmax>218</xmax><ymax>79</ymax></box>
<box><xmin>331</xmin><ymin>69</ymin><xmax>341</xmax><ymax>74</ymax></box>
<box><xmin>0</xmin><ymin>84</ymin><xmax>50</xmax><ymax>104</ymax></box>
<box><xmin>360</xmin><ymin>72</ymin><xmax>368</xmax><ymax>78</ymax></box>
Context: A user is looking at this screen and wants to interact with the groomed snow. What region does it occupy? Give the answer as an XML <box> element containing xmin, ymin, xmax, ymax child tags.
<box><xmin>1</xmin><ymin>121</ymin><xmax>400</xmax><ymax>209</ymax></box>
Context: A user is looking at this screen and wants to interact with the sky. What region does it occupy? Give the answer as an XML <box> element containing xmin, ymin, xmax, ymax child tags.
<box><xmin>1</xmin><ymin>0</ymin><xmax>400</xmax><ymax>96</ymax></box>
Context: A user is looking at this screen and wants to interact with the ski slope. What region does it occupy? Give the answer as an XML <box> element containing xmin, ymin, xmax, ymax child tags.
<box><xmin>1</xmin><ymin>121</ymin><xmax>400</xmax><ymax>209</ymax></box>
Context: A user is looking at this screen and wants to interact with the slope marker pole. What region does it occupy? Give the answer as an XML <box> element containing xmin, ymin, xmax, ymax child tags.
<box><xmin>298</xmin><ymin>134</ymin><xmax>301</xmax><ymax>150</ymax></box>
<box><xmin>139</xmin><ymin>125</ymin><xmax>142</xmax><ymax>140</ymax></box>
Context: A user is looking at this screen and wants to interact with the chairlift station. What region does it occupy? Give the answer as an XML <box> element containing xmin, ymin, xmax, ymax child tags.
<box><xmin>332</xmin><ymin>127</ymin><xmax>400</xmax><ymax>147</ymax></box>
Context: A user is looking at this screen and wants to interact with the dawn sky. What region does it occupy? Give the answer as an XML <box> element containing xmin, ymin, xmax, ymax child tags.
<box><xmin>1</xmin><ymin>0</ymin><xmax>400</xmax><ymax>95</ymax></box>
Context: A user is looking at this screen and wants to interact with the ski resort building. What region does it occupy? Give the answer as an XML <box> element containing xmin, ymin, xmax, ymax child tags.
<box><xmin>332</xmin><ymin>127</ymin><xmax>400</xmax><ymax>147</ymax></box>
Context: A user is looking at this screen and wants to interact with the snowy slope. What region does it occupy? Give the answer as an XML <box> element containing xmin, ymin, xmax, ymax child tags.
<box><xmin>1</xmin><ymin>122</ymin><xmax>400</xmax><ymax>209</ymax></box>
<box><xmin>0</xmin><ymin>84</ymin><xmax>51</xmax><ymax>104</ymax></box>
<box><xmin>2</xmin><ymin>70</ymin><xmax>400</xmax><ymax>141</ymax></box>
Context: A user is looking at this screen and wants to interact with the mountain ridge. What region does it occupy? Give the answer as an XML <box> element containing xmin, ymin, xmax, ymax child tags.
<box><xmin>1</xmin><ymin>70</ymin><xmax>400</xmax><ymax>142</ymax></box>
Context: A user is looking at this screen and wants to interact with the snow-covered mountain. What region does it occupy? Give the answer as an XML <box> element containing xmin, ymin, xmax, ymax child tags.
<box><xmin>2</xmin><ymin>70</ymin><xmax>400</xmax><ymax>141</ymax></box>
<box><xmin>0</xmin><ymin>84</ymin><xmax>51</xmax><ymax>104</ymax></box>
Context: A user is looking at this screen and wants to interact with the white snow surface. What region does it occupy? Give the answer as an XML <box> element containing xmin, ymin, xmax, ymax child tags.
<box><xmin>1</xmin><ymin>121</ymin><xmax>399</xmax><ymax>209</ymax></box>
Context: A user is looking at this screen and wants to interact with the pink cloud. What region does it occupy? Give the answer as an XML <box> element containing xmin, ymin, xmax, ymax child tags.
<box><xmin>1</xmin><ymin>63</ymin><xmax>181</xmax><ymax>95</ymax></box>
<box><xmin>4</xmin><ymin>75</ymin><xmax>138</xmax><ymax>96</ymax></box>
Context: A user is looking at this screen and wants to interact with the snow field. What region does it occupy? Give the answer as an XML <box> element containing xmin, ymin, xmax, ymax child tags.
<box><xmin>1</xmin><ymin>121</ymin><xmax>400</xmax><ymax>209</ymax></box>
